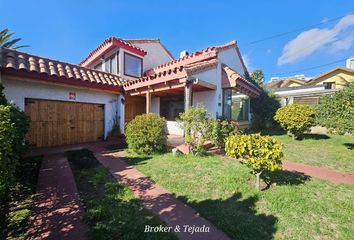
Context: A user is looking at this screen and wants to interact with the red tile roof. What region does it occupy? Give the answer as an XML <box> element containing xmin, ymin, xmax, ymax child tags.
<box><xmin>1</xmin><ymin>48</ymin><xmax>126</xmax><ymax>91</ymax></box>
<box><xmin>79</xmin><ymin>37</ymin><xmax>147</xmax><ymax>67</ymax></box>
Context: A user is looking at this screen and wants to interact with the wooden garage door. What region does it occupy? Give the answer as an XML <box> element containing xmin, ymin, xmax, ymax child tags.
<box><xmin>293</xmin><ymin>96</ymin><xmax>320</xmax><ymax>106</ymax></box>
<box><xmin>25</xmin><ymin>98</ymin><xmax>104</xmax><ymax>148</ymax></box>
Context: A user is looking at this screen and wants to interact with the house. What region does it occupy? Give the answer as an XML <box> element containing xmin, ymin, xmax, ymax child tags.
<box><xmin>268</xmin><ymin>59</ymin><xmax>354</xmax><ymax>106</ymax></box>
<box><xmin>0</xmin><ymin>37</ymin><xmax>260</xmax><ymax>148</ymax></box>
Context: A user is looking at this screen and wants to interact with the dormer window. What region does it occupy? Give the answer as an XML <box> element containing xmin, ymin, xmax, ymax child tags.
<box><xmin>94</xmin><ymin>62</ymin><xmax>102</xmax><ymax>71</ymax></box>
<box><xmin>105</xmin><ymin>54</ymin><xmax>118</xmax><ymax>74</ymax></box>
<box><xmin>124</xmin><ymin>52</ymin><xmax>142</xmax><ymax>77</ymax></box>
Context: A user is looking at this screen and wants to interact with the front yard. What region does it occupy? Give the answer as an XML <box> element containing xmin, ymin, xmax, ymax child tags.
<box><xmin>263</xmin><ymin>131</ymin><xmax>354</xmax><ymax>173</ymax></box>
<box><xmin>121</xmin><ymin>152</ymin><xmax>354</xmax><ymax>240</ymax></box>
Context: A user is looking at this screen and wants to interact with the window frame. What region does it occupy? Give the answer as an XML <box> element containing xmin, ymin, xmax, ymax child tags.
<box><xmin>94</xmin><ymin>62</ymin><xmax>103</xmax><ymax>71</ymax></box>
<box><xmin>124</xmin><ymin>52</ymin><xmax>143</xmax><ymax>78</ymax></box>
<box><xmin>104</xmin><ymin>53</ymin><xmax>118</xmax><ymax>74</ymax></box>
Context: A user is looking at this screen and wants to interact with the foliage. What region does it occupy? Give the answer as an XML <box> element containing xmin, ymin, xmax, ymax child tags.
<box><xmin>251</xmin><ymin>91</ymin><xmax>281</xmax><ymax>130</ymax></box>
<box><xmin>316</xmin><ymin>82</ymin><xmax>354</xmax><ymax>134</ymax></box>
<box><xmin>274</xmin><ymin>104</ymin><xmax>316</xmax><ymax>139</ymax></box>
<box><xmin>0</xmin><ymin>85</ymin><xmax>29</xmax><ymax>237</ymax></box>
<box><xmin>125</xmin><ymin>113</ymin><xmax>167</xmax><ymax>154</ymax></box>
<box><xmin>211</xmin><ymin>117</ymin><xmax>240</xmax><ymax>147</ymax></box>
<box><xmin>225</xmin><ymin>133</ymin><xmax>283</xmax><ymax>189</ymax></box>
<box><xmin>177</xmin><ymin>106</ymin><xmax>214</xmax><ymax>155</ymax></box>
<box><xmin>0</xmin><ymin>28</ymin><xmax>29</xmax><ymax>49</ymax></box>
<box><xmin>246</xmin><ymin>70</ymin><xmax>281</xmax><ymax>130</ymax></box>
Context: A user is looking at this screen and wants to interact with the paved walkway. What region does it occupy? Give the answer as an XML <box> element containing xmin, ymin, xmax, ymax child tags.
<box><xmin>89</xmin><ymin>144</ymin><xmax>230</xmax><ymax>240</ymax></box>
<box><xmin>27</xmin><ymin>153</ymin><xmax>88</xmax><ymax>240</ymax></box>
<box><xmin>283</xmin><ymin>160</ymin><xmax>354</xmax><ymax>185</ymax></box>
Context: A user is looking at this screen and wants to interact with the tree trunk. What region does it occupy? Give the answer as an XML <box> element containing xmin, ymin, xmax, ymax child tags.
<box><xmin>255</xmin><ymin>170</ymin><xmax>263</xmax><ymax>190</ymax></box>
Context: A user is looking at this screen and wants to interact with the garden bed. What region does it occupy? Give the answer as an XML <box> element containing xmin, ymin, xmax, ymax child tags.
<box><xmin>66</xmin><ymin>149</ymin><xmax>177</xmax><ymax>240</ymax></box>
<box><xmin>1</xmin><ymin>155</ymin><xmax>43</xmax><ymax>240</ymax></box>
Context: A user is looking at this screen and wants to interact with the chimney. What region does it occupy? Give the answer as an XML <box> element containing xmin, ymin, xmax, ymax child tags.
<box><xmin>346</xmin><ymin>57</ymin><xmax>354</xmax><ymax>69</ymax></box>
<box><xmin>180</xmin><ymin>50</ymin><xmax>189</xmax><ymax>58</ymax></box>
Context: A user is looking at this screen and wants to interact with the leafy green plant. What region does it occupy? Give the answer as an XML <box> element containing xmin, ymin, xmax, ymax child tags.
<box><xmin>274</xmin><ymin>104</ymin><xmax>315</xmax><ymax>140</ymax></box>
<box><xmin>245</xmin><ymin>70</ymin><xmax>281</xmax><ymax>130</ymax></box>
<box><xmin>125</xmin><ymin>113</ymin><xmax>167</xmax><ymax>154</ymax></box>
<box><xmin>0</xmin><ymin>28</ymin><xmax>29</xmax><ymax>49</ymax></box>
<box><xmin>211</xmin><ymin>118</ymin><xmax>239</xmax><ymax>147</ymax></box>
<box><xmin>225</xmin><ymin>133</ymin><xmax>283</xmax><ymax>189</ymax></box>
<box><xmin>316</xmin><ymin>82</ymin><xmax>354</xmax><ymax>134</ymax></box>
<box><xmin>177</xmin><ymin>106</ymin><xmax>214</xmax><ymax>155</ymax></box>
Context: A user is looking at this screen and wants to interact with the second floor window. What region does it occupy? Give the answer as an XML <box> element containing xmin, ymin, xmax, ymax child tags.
<box><xmin>105</xmin><ymin>54</ymin><xmax>118</xmax><ymax>74</ymax></box>
<box><xmin>124</xmin><ymin>52</ymin><xmax>142</xmax><ymax>77</ymax></box>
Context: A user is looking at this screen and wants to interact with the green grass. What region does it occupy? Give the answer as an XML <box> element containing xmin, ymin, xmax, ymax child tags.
<box><xmin>122</xmin><ymin>152</ymin><xmax>354</xmax><ymax>240</ymax></box>
<box><xmin>3</xmin><ymin>155</ymin><xmax>43</xmax><ymax>240</ymax></box>
<box><xmin>66</xmin><ymin>149</ymin><xmax>177</xmax><ymax>240</ymax></box>
<box><xmin>261</xmin><ymin>131</ymin><xmax>354</xmax><ymax>173</ymax></box>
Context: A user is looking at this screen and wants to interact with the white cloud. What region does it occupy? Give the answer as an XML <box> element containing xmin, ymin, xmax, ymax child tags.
<box><xmin>278</xmin><ymin>14</ymin><xmax>354</xmax><ymax>65</ymax></box>
<box><xmin>331</xmin><ymin>33</ymin><xmax>354</xmax><ymax>51</ymax></box>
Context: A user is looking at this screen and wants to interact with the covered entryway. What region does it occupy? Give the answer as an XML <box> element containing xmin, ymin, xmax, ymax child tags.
<box><xmin>25</xmin><ymin>98</ymin><xmax>104</xmax><ymax>147</ymax></box>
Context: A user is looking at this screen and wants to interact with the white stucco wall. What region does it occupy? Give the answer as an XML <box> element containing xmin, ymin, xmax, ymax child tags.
<box><xmin>217</xmin><ymin>48</ymin><xmax>246</xmax><ymax>76</ymax></box>
<box><xmin>131</xmin><ymin>42</ymin><xmax>174</xmax><ymax>71</ymax></box>
<box><xmin>2</xmin><ymin>77</ymin><xmax>122</xmax><ymax>138</ymax></box>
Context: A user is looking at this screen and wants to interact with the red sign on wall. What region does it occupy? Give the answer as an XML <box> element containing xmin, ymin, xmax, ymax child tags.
<box><xmin>69</xmin><ymin>92</ymin><xmax>76</xmax><ymax>100</ymax></box>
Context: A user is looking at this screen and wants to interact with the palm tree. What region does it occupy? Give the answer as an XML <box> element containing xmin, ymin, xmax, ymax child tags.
<box><xmin>0</xmin><ymin>28</ymin><xmax>29</xmax><ymax>49</ymax></box>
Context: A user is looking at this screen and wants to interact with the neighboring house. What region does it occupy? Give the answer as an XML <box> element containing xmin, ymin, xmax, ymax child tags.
<box><xmin>0</xmin><ymin>37</ymin><xmax>260</xmax><ymax>148</ymax></box>
<box><xmin>268</xmin><ymin>58</ymin><xmax>354</xmax><ymax>106</ymax></box>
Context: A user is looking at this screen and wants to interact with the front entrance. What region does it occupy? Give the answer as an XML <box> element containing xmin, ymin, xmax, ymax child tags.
<box><xmin>25</xmin><ymin>98</ymin><xmax>104</xmax><ymax>148</ymax></box>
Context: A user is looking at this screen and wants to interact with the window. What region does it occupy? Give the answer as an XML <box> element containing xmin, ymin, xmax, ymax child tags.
<box><xmin>124</xmin><ymin>52</ymin><xmax>142</xmax><ymax>77</ymax></box>
<box><xmin>160</xmin><ymin>95</ymin><xmax>184</xmax><ymax>121</ymax></box>
<box><xmin>94</xmin><ymin>62</ymin><xmax>102</xmax><ymax>71</ymax></box>
<box><xmin>324</xmin><ymin>82</ymin><xmax>335</xmax><ymax>89</ymax></box>
<box><xmin>222</xmin><ymin>88</ymin><xmax>249</xmax><ymax>121</ymax></box>
<box><xmin>104</xmin><ymin>54</ymin><xmax>118</xmax><ymax>74</ymax></box>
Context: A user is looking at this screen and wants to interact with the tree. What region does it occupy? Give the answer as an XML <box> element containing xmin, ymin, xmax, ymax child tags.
<box><xmin>0</xmin><ymin>28</ymin><xmax>29</xmax><ymax>49</ymax></box>
<box><xmin>246</xmin><ymin>70</ymin><xmax>281</xmax><ymax>130</ymax></box>
<box><xmin>316</xmin><ymin>82</ymin><xmax>354</xmax><ymax>134</ymax></box>
<box><xmin>250</xmin><ymin>70</ymin><xmax>265</xmax><ymax>86</ymax></box>
<box><xmin>225</xmin><ymin>133</ymin><xmax>283</xmax><ymax>190</ymax></box>
<box><xmin>274</xmin><ymin>104</ymin><xmax>316</xmax><ymax>139</ymax></box>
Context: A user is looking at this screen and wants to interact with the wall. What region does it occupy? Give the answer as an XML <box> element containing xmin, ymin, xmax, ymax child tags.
<box><xmin>191</xmin><ymin>68</ymin><xmax>220</xmax><ymax>118</ymax></box>
<box><xmin>131</xmin><ymin>42</ymin><xmax>174</xmax><ymax>72</ymax></box>
<box><xmin>2</xmin><ymin>77</ymin><xmax>121</xmax><ymax>138</ymax></box>
<box><xmin>151</xmin><ymin>96</ymin><xmax>160</xmax><ymax>114</ymax></box>
<box><xmin>315</xmin><ymin>70</ymin><xmax>354</xmax><ymax>88</ymax></box>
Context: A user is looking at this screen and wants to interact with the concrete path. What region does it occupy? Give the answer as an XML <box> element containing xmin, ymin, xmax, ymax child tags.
<box><xmin>89</xmin><ymin>144</ymin><xmax>230</xmax><ymax>240</ymax></box>
<box><xmin>283</xmin><ymin>160</ymin><xmax>354</xmax><ymax>185</ymax></box>
<box><xmin>27</xmin><ymin>153</ymin><xmax>88</xmax><ymax>240</ymax></box>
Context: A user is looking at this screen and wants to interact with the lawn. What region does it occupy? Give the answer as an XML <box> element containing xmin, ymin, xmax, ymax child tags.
<box><xmin>66</xmin><ymin>149</ymin><xmax>177</xmax><ymax>240</ymax></box>
<box><xmin>261</xmin><ymin>131</ymin><xmax>354</xmax><ymax>173</ymax></box>
<box><xmin>1</xmin><ymin>155</ymin><xmax>43</xmax><ymax>240</ymax></box>
<box><xmin>121</xmin><ymin>152</ymin><xmax>354</xmax><ymax>240</ymax></box>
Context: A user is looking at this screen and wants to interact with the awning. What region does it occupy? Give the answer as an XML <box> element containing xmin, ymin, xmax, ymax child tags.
<box><xmin>221</xmin><ymin>64</ymin><xmax>261</xmax><ymax>97</ymax></box>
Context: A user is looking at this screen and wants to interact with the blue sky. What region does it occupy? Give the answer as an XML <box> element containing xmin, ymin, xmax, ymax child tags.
<box><xmin>1</xmin><ymin>0</ymin><xmax>354</xmax><ymax>81</ymax></box>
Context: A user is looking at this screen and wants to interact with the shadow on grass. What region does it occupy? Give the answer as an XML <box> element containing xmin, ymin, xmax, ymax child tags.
<box><xmin>176</xmin><ymin>192</ymin><xmax>277</xmax><ymax>240</ymax></box>
<box><xmin>119</xmin><ymin>156</ymin><xmax>152</xmax><ymax>166</ymax></box>
<box><xmin>344</xmin><ymin>143</ymin><xmax>354</xmax><ymax>150</ymax></box>
<box><xmin>261</xmin><ymin>170</ymin><xmax>311</xmax><ymax>190</ymax></box>
<box><xmin>301</xmin><ymin>133</ymin><xmax>330</xmax><ymax>140</ymax></box>
<box><xmin>258</xmin><ymin>129</ymin><xmax>286</xmax><ymax>136</ymax></box>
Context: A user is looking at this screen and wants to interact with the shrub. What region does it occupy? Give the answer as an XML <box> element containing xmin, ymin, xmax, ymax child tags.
<box><xmin>316</xmin><ymin>82</ymin><xmax>354</xmax><ymax>134</ymax></box>
<box><xmin>125</xmin><ymin>113</ymin><xmax>167</xmax><ymax>154</ymax></box>
<box><xmin>211</xmin><ymin>118</ymin><xmax>239</xmax><ymax>147</ymax></box>
<box><xmin>177</xmin><ymin>106</ymin><xmax>214</xmax><ymax>155</ymax></box>
<box><xmin>274</xmin><ymin>104</ymin><xmax>315</xmax><ymax>139</ymax></box>
<box><xmin>225</xmin><ymin>133</ymin><xmax>283</xmax><ymax>189</ymax></box>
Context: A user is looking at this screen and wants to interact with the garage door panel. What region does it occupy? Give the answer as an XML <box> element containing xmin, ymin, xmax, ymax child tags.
<box><xmin>25</xmin><ymin>98</ymin><xmax>104</xmax><ymax>147</ymax></box>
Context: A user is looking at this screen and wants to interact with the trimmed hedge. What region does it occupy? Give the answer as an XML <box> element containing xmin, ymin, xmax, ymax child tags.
<box><xmin>125</xmin><ymin>113</ymin><xmax>167</xmax><ymax>154</ymax></box>
<box><xmin>274</xmin><ymin>104</ymin><xmax>315</xmax><ymax>139</ymax></box>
